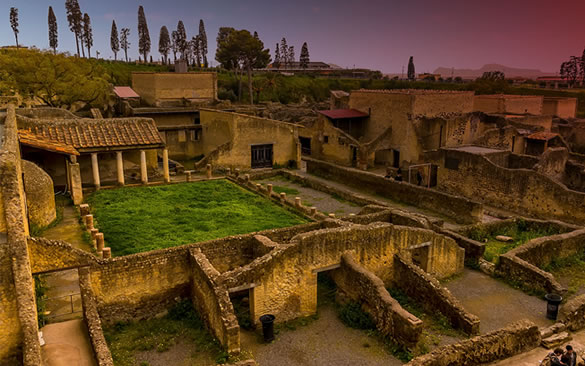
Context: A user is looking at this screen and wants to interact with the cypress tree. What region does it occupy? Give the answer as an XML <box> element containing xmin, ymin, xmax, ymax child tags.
<box><xmin>199</xmin><ymin>19</ymin><xmax>208</xmax><ymax>68</ymax></box>
<box><xmin>274</xmin><ymin>44</ymin><xmax>281</xmax><ymax>69</ymax></box>
<box><xmin>120</xmin><ymin>27</ymin><xmax>130</xmax><ymax>62</ymax></box>
<box><xmin>83</xmin><ymin>13</ymin><xmax>93</xmax><ymax>58</ymax></box>
<box><xmin>111</xmin><ymin>20</ymin><xmax>120</xmax><ymax>60</ymax></box>
<box><xmin>176</xmin><ymin>20</ymin><xmax>187</xmax><ymax>60</ymax></box>
<box><xmin>138</xmin><ymin>6</ymin><xmax>151</xmax><ymax>62</ymax></box>
<box><xmin>280</xmin><ymin>38</ymin><xmax>288</xmax><ymax>68</ymax></box>
<box><xmin>300</xmin><ymin>42</ymin><xmax>310</xmax><ymax>69</ymax></box>
<box><xmin>48</xmin><ymin>7</ymin><xmax>58</xmax><ymax>54</ymax></box>
<box><xmin>288</xmin><ymin>46</ymin><xmax>295</xmax><ymax>68</ymax></box>
<box><xmin>171</xmin><ymin>30</ymin><xmax>178</xmax><ymax>62</ymax></box>
<box><xmin>407</xmin><ymin>56</ymin><xmax>415</xmax><ymax>80</ymax></box>
<box><xmin>65</xmin><ymin>0</ymin><xmax>82</xmax><ymax>56</ymax></box>
<box><xmin>10</xmin><ymin>7</ymin><xmax>19</xmax><ymax>48</ymax></box>
<box><xmin>158</xmin><ymin>26</ymin><xmax>170</xmax><ymax>64</ymax></box>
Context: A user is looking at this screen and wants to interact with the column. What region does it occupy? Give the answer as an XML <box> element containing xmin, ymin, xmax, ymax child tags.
<box><xmin>91</xmin><ymin>153</ymin><xmax>100</xmax><ymax>189</ymax></box>
<box><xmin>68</xmin><ymin>159</ymin><xmax>83</xmax><ymax>205</ymax></box>
<box><xmin>140</xmin><ymin>150</ymin><xmax>148</xmax><ymax>184</ymax></box>
<box><xmin>116</xmin><ymin>151</ymin><xmax>125</xmax><ymax>186</ymax></box>
<box><xmin>163</xmin><ymin>149</ymin><xmax>170</xmax><ymax>183</ymax></box>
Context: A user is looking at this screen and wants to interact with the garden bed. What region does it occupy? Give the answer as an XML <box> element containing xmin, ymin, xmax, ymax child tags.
<box><xmin>86</xmin><ymin>180</ymin><xmax>308</xmax><ymax>256</ymax></box>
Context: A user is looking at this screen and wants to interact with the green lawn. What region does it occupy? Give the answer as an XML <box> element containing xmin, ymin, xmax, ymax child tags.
<box><xmin>86</xmin><ymin>180</ymin><xmax>307</xmax><ymax>256</ymax></box>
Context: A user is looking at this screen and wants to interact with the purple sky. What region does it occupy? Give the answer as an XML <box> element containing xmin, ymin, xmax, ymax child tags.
<box><xmin>1</xmin><ymin>0</ymin><xmax>584</xmax><ymax>73</ymax></box>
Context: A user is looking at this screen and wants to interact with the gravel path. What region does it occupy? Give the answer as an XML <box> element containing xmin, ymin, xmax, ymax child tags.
<box><xmin>240</xmin><ymin>306</ymin><xmax>404</xmax><ymax>366</ymax></box>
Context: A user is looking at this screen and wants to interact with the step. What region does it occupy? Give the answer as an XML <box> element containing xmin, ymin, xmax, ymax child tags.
<box><xmin>542</xmin><ymin>331</ymin><xmax>573</xmax><ymax>349</ymax></box>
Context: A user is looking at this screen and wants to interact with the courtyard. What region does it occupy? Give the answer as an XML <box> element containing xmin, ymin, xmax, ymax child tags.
<box><xmin>86</xmin><ymin>180</ymin><xmax>308</xmax><ymax>256</ymax></box>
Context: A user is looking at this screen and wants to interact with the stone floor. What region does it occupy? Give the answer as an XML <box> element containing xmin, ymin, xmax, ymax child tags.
<box><xmin>445</xmin><ymin>269</ymin><xmax>554</xmax><ymax>334</ymax></box>
<box><xmin>41</xmin><ymin>319</ymin><xmax>97</xmax><ymax>366</ymax></box>
<box><xmin>257</xmin><ymin>176</ymin><xmax>363</xmax><ymax>217</ymax></box>
<box><xmin>240</xmin><ymin>305</ymin><xmax>404</xmax><ymax>366</ymax></box>
<box><xmin>42</xmin><ymin>206</ymin><xmax>91</xmax><ymax>252</ymax></box>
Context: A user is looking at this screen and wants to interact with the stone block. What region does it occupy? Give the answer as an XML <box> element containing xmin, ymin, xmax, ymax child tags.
<box><xmin>79</xmin><ymin>204</ymin><xmax>90</xmax><ymax>216</ymax></box>
<box><xmin>496</xmin><ymin>235</ymin><xmax>514</xmax><ymax>242</ymax></box>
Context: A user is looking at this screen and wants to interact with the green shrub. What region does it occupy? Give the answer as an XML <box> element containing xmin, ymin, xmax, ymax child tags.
<box><xmin>338</xmin><ymin>302</ymin><xmax>375</xmax><ymax>330</ymax></box>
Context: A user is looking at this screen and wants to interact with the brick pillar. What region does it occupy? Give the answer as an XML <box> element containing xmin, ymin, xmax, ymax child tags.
<box><xmin>280</xmin><ymin>192</ymin><xmax>286</xmax><ymax>202</ymax></box>
<box><xmin>267</xmin><ymin>184</ymin><xmax>273</xmax><ymax>195</ymax></box>
<box><xmin>295</xmin><ymin>197</ymin><xmax>301</xmax><ymax>207</ymax></box>
<box><xmin>206</xmin><ymin>164</ymin><xmax>212</xmax><ymax>179</ymax></box>
<box><xmin>116</xmin><ymin>151</ymin><xmax>125</xmax><ymax>186</ymax></box>
<box><xmin>310</xmin><ymin>207</ymin><xmax>317</xmax><ymax>215</ymax></box>
<box><xmin>85</xmin><ymin>215</ymin><xmax>94</xmax><ymax>230</ymax></box>
<box><xmin>102</xmin><ymin>247</ymin><xmax>112</xmax><ymax>259</ymax></box>
<box><xmin>163</xmin><ymin>149</ymin><xmax>170</xmax><ymax>183</ymax></box>
<box><xmin>69</xmin><ymin>160</ymin><xmax>83</xmax><ymax>205</ymax></box>
<box><xmin>185</xmin><ymin>171</ymin><xmax>191</xmax><ymax>182</ymax></box>
<box><xmin>96</xmin><ymin>233</ymin><xmax>104</xmax><ymax>252</ymax></box>
<box><xmin>91</xmin><ymin>153</ymin><xmax>100</xmax><ymax>189</ymax></box>
<box><xmin>79</xmin><ymin>204</ymin><xmax>90</xmax><ymax>216</ymax></box>
<box><xmin>140</xmin><ymin>150</ymin><xmax>148</xmax><ymax>184</ymax></box>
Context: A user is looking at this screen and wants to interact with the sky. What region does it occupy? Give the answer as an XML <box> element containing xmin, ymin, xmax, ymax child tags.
<box><xmin>1</xmin><ymin>0</ymin><xmax>584</xmax><ymax>74</ymax></box>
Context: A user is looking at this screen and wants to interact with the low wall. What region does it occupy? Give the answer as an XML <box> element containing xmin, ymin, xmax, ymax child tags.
<box><xmin>406</xmin><ymin>320</ymin><xmax>541</xmax><ymax>366</ymax></box>
<box><xmin>560</xmin><ymin>294</ymin><xmax>585</xmax><ymax>332</ymax></box>
<box><xmin>436</xmin><ymin>228</ymin><xmax>485</xmax><ymax>266</ymax></box>
<box><xmin>393</xmin><ymin>255</ymin><xmax>480</xmax><ymax>335</ymax></box>
<box><xmin>305</xmin><ymin>157</ymin><xmax>483</xmax><ymax>224</ymax></box>
<box><xmin>332</xmin><ymin>253</ymin><xmax>423</xmax><ymax>349</ymax></box>
<box><xmin>189</xmin><ymin>249</ymin><xmax>240</xmax><ymax>354</ymax></box>
<box><xmin>496</xmin><ymin>254</ymin><xmax>563</xmax><ymax>294</ymax></box>
<box><xmin>28</xmin><ymin>237</ymin><xmax>96</xmax><ymax>274</ymax></box>
<box><xmin>78</xmin><ymin>267</ymin><xmax>114</xmax><ymax>366</ymax></box>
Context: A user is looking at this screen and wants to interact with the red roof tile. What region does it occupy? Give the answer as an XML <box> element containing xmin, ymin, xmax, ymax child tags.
<box><xmin>18</xmin><ymin>130</ymin><xmax>80</xmax><ymax>155</ymax></box>
<box><xmin>113</xmin><ymin>86</ymin><xmax>140</xmax><ymax>99</ymax></box>
<box><xmin>526</xmin><ymin>132</ymin><xmax>559</xmax><ymax>141</ymax></box>
<box><xmin>319</xmin><ymin>109</ymin><xmax>369</xmax><ymax>119</ymax></box>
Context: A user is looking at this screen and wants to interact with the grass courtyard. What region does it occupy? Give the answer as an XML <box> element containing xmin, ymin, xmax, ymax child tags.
<box><xmin>86</xmin><ymin>180</ymin><xmax>308</xmax><ymax>256</ymax></box>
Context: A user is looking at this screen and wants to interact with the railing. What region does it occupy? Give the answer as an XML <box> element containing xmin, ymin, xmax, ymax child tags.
<box><xmin>46</xmin><ymin>293</ymin><xmax>83</xmax><ymax>319</ymax></box>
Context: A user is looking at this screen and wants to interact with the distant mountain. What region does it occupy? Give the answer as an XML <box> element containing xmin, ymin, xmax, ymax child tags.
<box><xmin>433</xmin><ymin>64</ymin><xmax>556</xmax><ymax>79</ymax></box>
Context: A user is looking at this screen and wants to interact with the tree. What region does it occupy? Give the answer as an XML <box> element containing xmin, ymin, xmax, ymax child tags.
<box><xmin>288</xmin><ymin>46</ymin><xmax>295</xmax><ymax>68</ymax></box>
<box><xmin>300</xmin><ymin>42</ymin><xmax>310</xmax><ymax>69</ymax></box>
<box><xmin>567</xmin><ymin>56</ymin><xmax>579</xmax><ymax>87</ymax></box>
<box><xmin>191</xmin><ymin>36</ymin><xmax>201</xmax><ymax>67</ymax></box>
<box><xmin>480</xmin><ymin>71</ymin><xmax>506</xmax><ymax>81</ymax></box>
<box><xmin>216</xmin><ymin>29</ymin><xmax>270</xmax><ymax>104</ymax></box>
<box><xmin>171</xmin><ymin>30</ymin><xmax>179</xmax><ymax>63</ymax></box>
<box><xmin>158</xmin><ymin>26</ymin><xmax>170</xmax><ymax>64</ymax></box>
<box><xmin>137</xmin><ymin>6</ymin><xmax>151</xmax><ymax>62</ymax></box>
<box><xmin>83</xmin><ymin>14</ymin><xmax>93</xmax><ymax>58</ymax></box>
<box><xmin>48</xmin><ymin>7</ymin><xmax>58</xmax><ymax>54</ymax></box>
<box><xmin>579</xmin><ymin>49</ymin><xmax>585</xmax><ymax>85</ymax></box>
<box><xmin>10</xmin><ymin>8</ymin><xmax>19</xmax><ymax>48</ymax></box>
<box><xmin>65</xmin><ymin>0</ymin><xmax>82</xmax><ymax>57</ymax></box>
<box><xmin>199</xmin><ymin>19</ymin><xmax>208</xmax><ymax>68</ymax></box>
<box><xmin>0</xmin><ymin>48</ymin><xmax>110</xmax><ymax>108</ymax></box>
<box><xmin>407</xmin><ymin>56</ymin><xmax>415</xmax><ymax>80</ymax></box>
<box><xmin>176</xmin><ymin>20</ymin><xmax>188</xmax><ymax>60</ymax></box>
<box><xmin>120</xmin><ymin>28</ymin><xmax>130</xmax><ymax>62</ymax></box>
<box><xmin>273</xmin><ymin>44</ymin><xmax>281</xmax><ymax>69</ymax></box>
<box><xmin>280</xmin><ymin>38</ymin><xmax>288</xmax><ymax>68</ymax></box>
<box><xmin>110</xmin><ymin>20</ymin><xmax>120</xmax><ymax>60</ymax></box>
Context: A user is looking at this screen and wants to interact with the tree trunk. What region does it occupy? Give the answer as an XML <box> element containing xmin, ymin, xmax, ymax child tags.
<box><xmin>81</xmin><ymin>40</ymin><xmax>85</xmax><ymax>58</ymax></box>
<box><xmin>124</xmin><ymin>49</ymin><xmax>128</xmax><ymax>62</ymax></box>
<box><xmin>87</xmin><ymin>46</ymin><xmax>91</xmax><ymax>58</ymax></box>
<box><xmin>75</xmin><ymin>35</ymin><xmax>80</xmax><ymax>57</ymax></box>
<box><xmin>14</xmin><ymin>34</ymin><xmax>18</xmax><ymax>48</ymax></box>
<box><xmin>236</xmin><ymin>68</ymin><xmax>243</xmax><ymax>102</ymax></box>
<box><xmin>247</xmin><ymin>65</ymin><xmax>254</xmax><ymax>105</ymax></box>
<box><xmin>114</xmin><ymin>52</ymin><xmax>117</xmax><ymax>61</ymax></box>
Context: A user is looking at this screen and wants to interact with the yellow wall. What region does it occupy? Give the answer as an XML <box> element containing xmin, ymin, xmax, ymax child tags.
<box><xmin>200</xmin><ymin>110</ymin><xmax>301</xmax><ymax>169</ymax></box>
<box><xmin>299</xmin><ymin>115</ymin><xmax>356</xmax><ymax>166</ymax></box>
<box><xmin>132</xmin><ymin>72</ymin><xmax>217</xmax><ymax>107</ymax></box>
<box><xmin>474</xmin><ymin>95</ymin><xmax>543</xmax><ymax>115</ymax></box>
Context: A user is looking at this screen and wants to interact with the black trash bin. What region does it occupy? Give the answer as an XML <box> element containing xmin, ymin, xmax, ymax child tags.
<box><xmin>259</xmin><ymin>314</ymin><xmax>275</xmax><ymax>343</ymax></box>
<box><xmin>545</xmin><ymin>293</ymin><xmax>563</xmax><ymax>320</ymax></box>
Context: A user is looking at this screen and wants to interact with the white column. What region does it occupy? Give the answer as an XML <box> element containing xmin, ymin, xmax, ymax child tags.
<box><xmin>116</xmin><ymin>151</ymin><xmax>125</xmax><ymax>186</ymax></box>
<box><xmin>91</xmin><ymin>153</ymin><xmax>100</xmax><ymax>189</ymax></box>
<box><xmin>163</xmin><ymin>149</ymin><xmax>170</xmax><ymax>183</ymax></box>
<box><xmin>140</xmin><ymin>150</ymin><xmax>148</xmax><ymax>184</ymax></box>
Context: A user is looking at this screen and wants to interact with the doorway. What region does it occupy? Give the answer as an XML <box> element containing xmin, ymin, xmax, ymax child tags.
<box><xmin>299</xmin><ymin>137</ymin><xmax>311</xmax><ymax>156</ymax></box>
<box><xmin>251</xmin><ymin>144</ymin><xmax>273</xmax><ymax>169</ymax></box>
<box><xmin>392</xmin><ymin>149</ymin><xmax>400</xmax><ymax>168</ymax></box>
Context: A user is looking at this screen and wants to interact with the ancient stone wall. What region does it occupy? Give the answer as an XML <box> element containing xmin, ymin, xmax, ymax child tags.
<box><xmin>393</xmin><ymin>255</ymin><xmax>480</xmax><ymax>334</ymax></box>
<box><xmin>305</xmin><ymin>157</ymin><xmax>483</xmax><ymax>224</ymax></box>
<box><xmin>22</xmin><ymin>160</ymin><xmax>56</xmax><ymax>228</ymax></box>
<box><xmin>200</xmin><ymin>109</ymin><xmax>301</xmax><ymax>169</ymax></box>
<box><xmin>189</xmin><ymin>249</ymin><xmax>240</xmax><ymax>354</ymax></box>
<box><xmin>132</xmin><ymin>72</ymin><xmax>217</xmax><ymax>107</ymax></box>
<box><xmin>406</xmin><ymin>320</ymin><xmax>540</xmax><ymax>366</ymax></box>
<box><xmin>220</xmin><ymin>223</ymin><xmax>464</xmax><ymax>325</ymax></box>
<box><xmin>543</xmin><ymin>97</ymin><xmax>577</xmax><ymax>119</ymax></box>
<box><xmin>78</xmin><ymin>267</ymin><xmax>114</xmax><ymax>366</ymax></box>
<box><xmin>28</xmin><ymin>237</ymin><xmax>95</xmax><ymax>274</ymax></box>
<box><xmin>331</xmin><ymin>253</ymin><xmax>423</xmax><ymax>349</ymax></box>
<box><xmin>474</xmin><ymin>95</ymin><xmax>543</xmax><ymax>115</ymax></box>
<box><xmin>432</xmin><ymin>148</ymin><xmax>585</xmax><ymax>224</ymax></box>
<box><xmin>560</xmin><ymin>294</ymin><xmax>585</xmax><ymax>331</ymax></box>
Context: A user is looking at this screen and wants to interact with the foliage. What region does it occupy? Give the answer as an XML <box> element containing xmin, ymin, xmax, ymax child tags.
<box><xmin>338</xmin><ymin>302</ymin><xmax>376</xmax><ymax>330</ymax></box>
<box><xmin>271</xmin><ymin>185</ymin><xmax>300</xmax><ymax>196</ymax></box>
<box><xmin>158</xmin><ymin>26</ymin><xmax>170</xmax><ymax>64</ymax></box>
<box><xmin>467</xmin><ymin>221</ymin><xmax>563</xmax><ymax>263</ymax></box>
<box><xmin>34</xmin><ymin>275</ymin><xmax>49</xmax><ymax>329</ymax></box>
<box><xmin>407</xmin><ymin>56</ymin><xmax>415</xmax><ymax>80</ymax></box>
<box><xmin>120</xmin><ymin>28</ymin><xmax>131</xmax><ymax>62</ymax></box>
<box><xmin>199</xmin><ymin>19</ymin><xmax>208</xmax><ymax>67</ymax></box>
<box><xmin>82</xmin><ymin>13</ymin><xmax>93</xmax><ymax>57</ymax></box>
<box><xmin>543</xmin><ymin>250</ymin><xmax>585</xmax><ymax>297</ymax></box>
<box><xmin>176</xmin><ymin>20</ymin><xmax>188</xmax><ymax>60</ymax></box>
<box><xmin>273</xmin><ymin>43</ymin><xmax>281</xmax><ymax>69</ymax></box>
<box><xmin>104</xmin><ymin>300</ymin><xmax>227</xmax><ymax>366</ymax></box>
<box><xmin>300</xmin><ymin>42</ymin><xmax>310</xmax><ymax>69</ymax></box>
<box><xmin>86</xmin><ymin>180</ymin><xmax>307</xmax><ymax>256</ymax></box>
<box><xmin>65</xmin><ymin>0</ymin><xmax>82</xmax><ymax>56</ymax></box>
<box><xmin>0</xmin><ymin>48</ymin><xmax>110</xmax><ymax>108</ymax></box>
<box><xmin>137</xmin><ymin>6</ymin><xmax>151</xmax><ymax>61</ymax></box>
<box><xmin>48</xmin><ymin>7</ymin><xmax>58</xmax><ymax>53</ymax></box>
<box><xmin>110</xmin><ymin>20</ymin><xmax>120</xmax><ymax>60</ymax></box>
<box><xmin>10</xmin><ymin>7</ymin><xmax>19</xmax><ymax>47</ymax></box>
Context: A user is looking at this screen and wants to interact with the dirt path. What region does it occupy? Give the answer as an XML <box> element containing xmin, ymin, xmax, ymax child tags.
<box><xmin>42</xmin><ymin>206</ymin><xmax>91</xmax><ymax>252</ymax></box>
<box><xmin>445</xmin><ymin>269</ymin><xmax>553</xmax><ymax>334</ymax></box>
<box><xmin>240</xmin><ymin>306</ymin><xmax>404</xmax><ymax>366</ymax></box>
<box><xmin>41</xmin><ymin>319</ymin><xmax>97</xmax><ymax>366</ymax></box>
<box><xmin>44</xmin><ymin>269</ymin><xmax>83</xmax><ymax>323</ymax></box>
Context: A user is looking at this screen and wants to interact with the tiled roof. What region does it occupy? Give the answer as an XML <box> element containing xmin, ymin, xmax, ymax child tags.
<box><xmin>113</xmin><ymin>86</ymin><xmax>140</xmax><ymax>99</ymax></box>
<box><xmin>526</xmin><ymin>132</ymin><xmax>559</xmax><ymax>141</ymax></box>
<box><xmin>319</xmin><ymin>109</ymin><xmax>369</xmax><ymax>119</ymax></box>
<box><xmin>18</xmin><ymin>118</ymin><xmax>164</xmax><ymax>152</ymax></box>
<box><xmin>18</xmin><ymin>130</ymin><xmax>80</xmax><ymax>155</ymax></box>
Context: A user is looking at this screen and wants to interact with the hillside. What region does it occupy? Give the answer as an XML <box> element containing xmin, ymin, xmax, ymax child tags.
<box><xmin>434</xmin><ymin>64</ymin><xmax>555</xmax><ymax>79</ymax></box>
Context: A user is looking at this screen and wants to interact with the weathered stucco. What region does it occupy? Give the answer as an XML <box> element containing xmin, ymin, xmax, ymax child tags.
<box><xmin>22</xmin><ymin>160</ymin><xmax>56</xmax><ymax>228</ymax></box>
<box><xmin>132</xmin><ymin>72</ymin><xmax>217</xmax><ymax>107</ymax></box>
